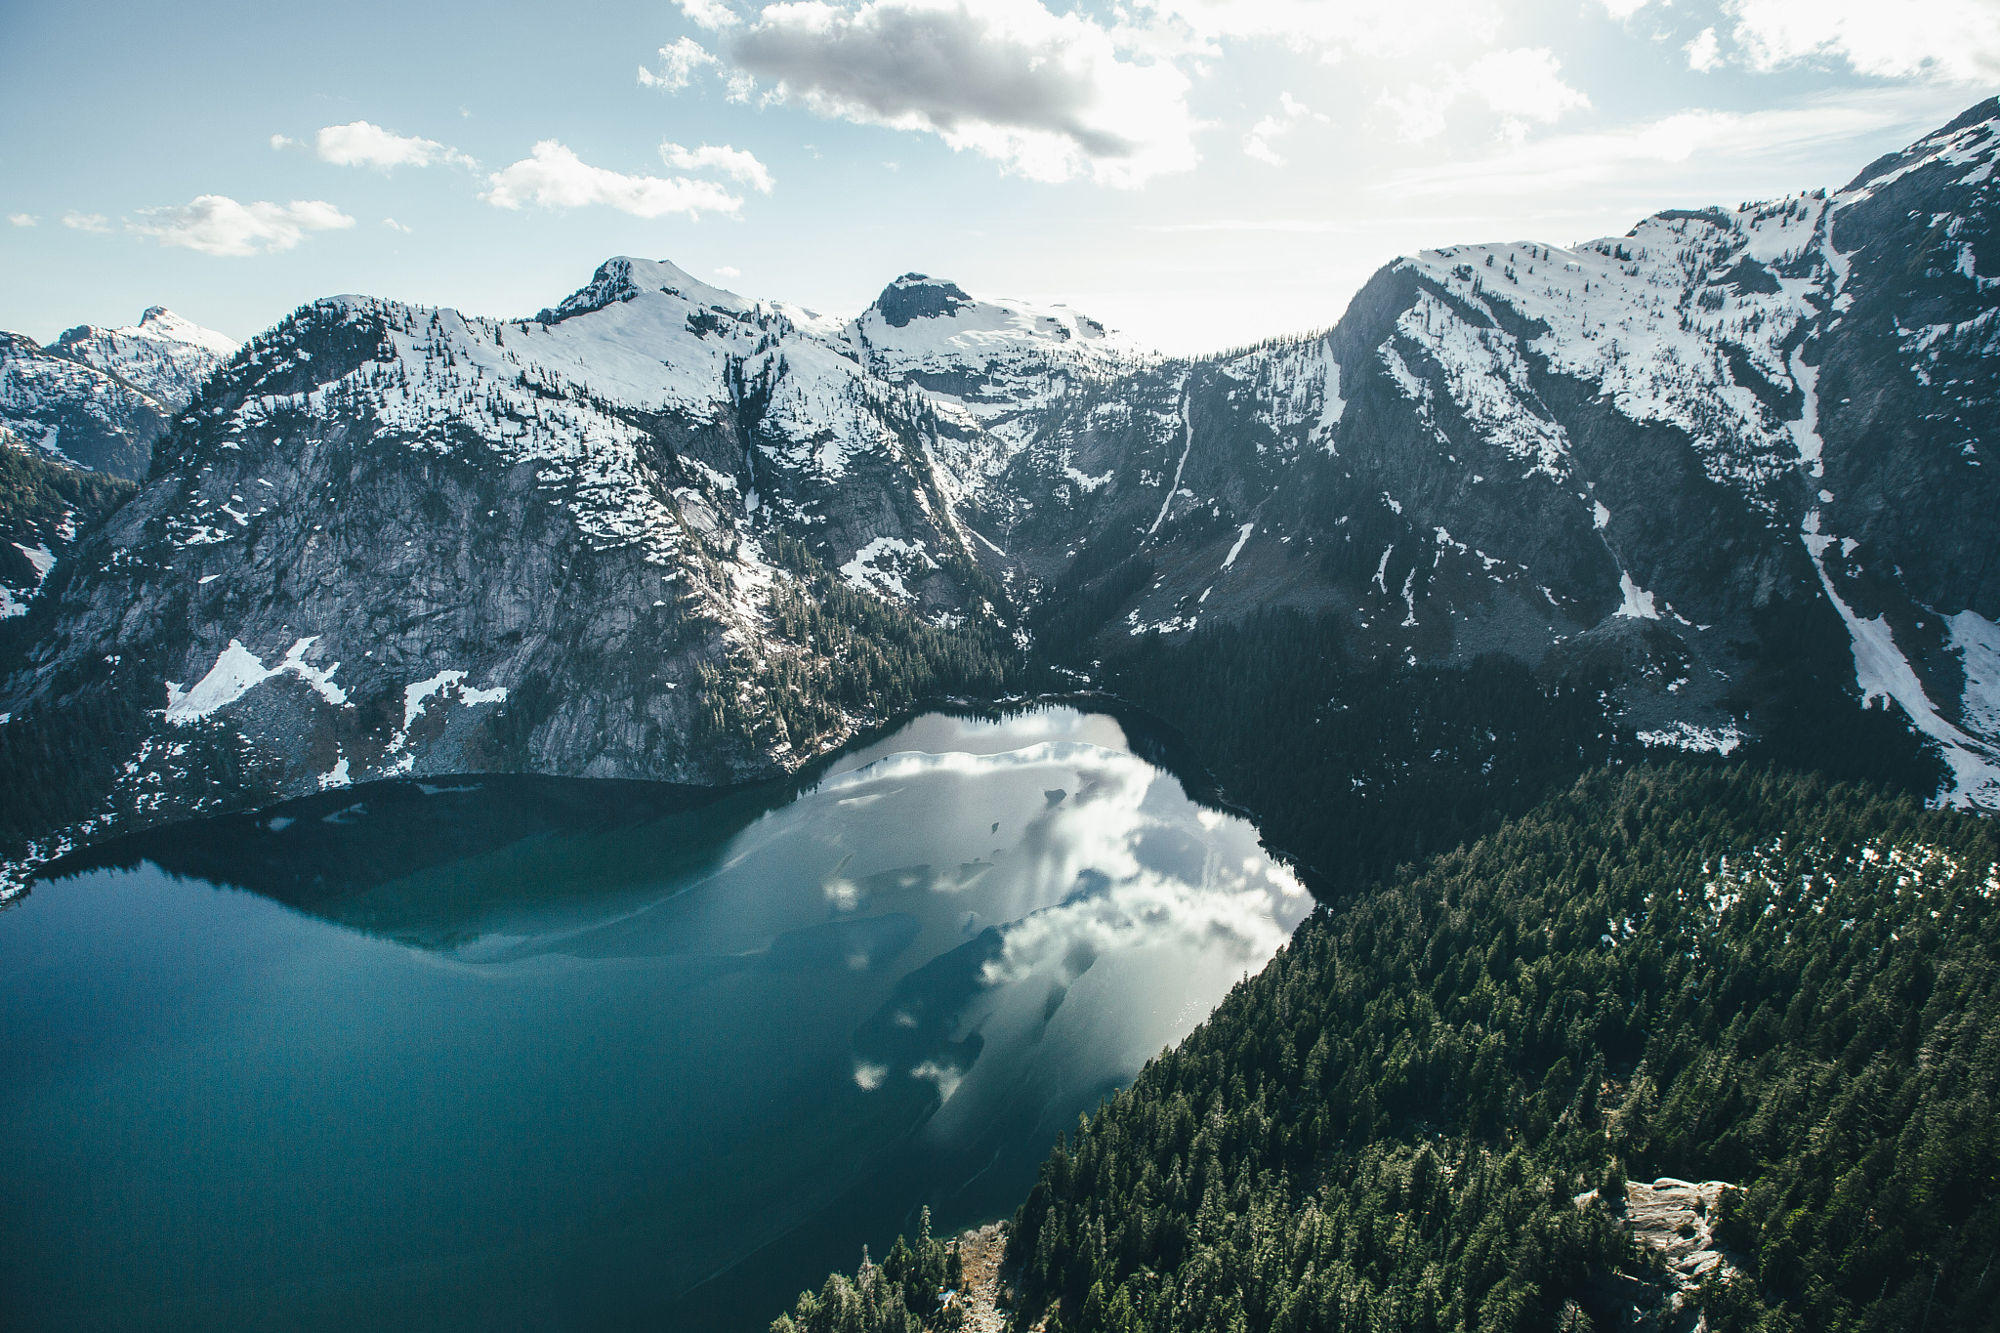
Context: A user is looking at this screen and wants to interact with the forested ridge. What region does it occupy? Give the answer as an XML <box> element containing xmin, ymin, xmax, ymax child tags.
<box><xmin>782</xmin><ymin>764</ymin><xmax>2000</xmax><ymax>1332</ymax></box>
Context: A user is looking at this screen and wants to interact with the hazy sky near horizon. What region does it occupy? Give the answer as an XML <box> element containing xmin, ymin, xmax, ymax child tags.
<box><xmin>3</xmin><ymin>0</ymin><xmax>1996</xmax><ymax>353</ymax></box>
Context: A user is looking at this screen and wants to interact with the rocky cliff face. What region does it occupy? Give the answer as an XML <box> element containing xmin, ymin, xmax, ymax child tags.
<box><xmin>992</xmin><ymin>96</ymin><xmax>2000</xmax><ymax>803</ymax></box>
<box><xmin>0</xmin><ymin>261</ymin><xmax>1022</xmax><ymax>873</ymax></box>
<box><xmin>3</xmin><ymin>101</ymin><xmax>1998</xmax><ymax>883</ymax></box>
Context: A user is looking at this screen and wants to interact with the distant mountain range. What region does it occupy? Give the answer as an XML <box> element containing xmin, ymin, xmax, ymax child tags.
<box><xmin>1</xmin><ymin>305</ymin><xmax>238</xmax><ymax>477</ymax></box>
<box><xmin>2</xmin><ymin>96</ymin><xmax>1996</xmax><ymax>884</ymax></box>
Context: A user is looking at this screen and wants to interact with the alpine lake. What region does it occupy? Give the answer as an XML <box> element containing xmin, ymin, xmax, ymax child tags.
<box><xmin>0</xmin><ymin>706</ymin><xmax>1312</xmax><ymax>1330</ymax></box>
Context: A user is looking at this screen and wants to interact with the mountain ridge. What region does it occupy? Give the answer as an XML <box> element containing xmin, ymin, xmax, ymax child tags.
<box><xmin>2</xmin><ymin>98</ymin><xmax>1998</xmax><ymax>889</ymax></box>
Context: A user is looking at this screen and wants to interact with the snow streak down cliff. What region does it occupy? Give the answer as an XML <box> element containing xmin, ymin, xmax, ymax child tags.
<box><xmin>991</xmin><ymin>98</ymin><xmax>2000</xmax><ymax>806</ymax></box>
<box><xmin>3</xmin><ymin>100</ymin><xmax>1999</xmax><ymax>885</ymax></box>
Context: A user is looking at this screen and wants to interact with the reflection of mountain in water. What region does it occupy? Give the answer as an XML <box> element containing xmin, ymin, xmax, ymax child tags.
<box><xmin>43</xmin><ymin>773</ymin><xmax>783</xmax><ymax>952</ymax></box>
<box><xmin>8</xmin><ymin>707</ymin><xmax>1311</xmax><ymax>1333</ymax></box>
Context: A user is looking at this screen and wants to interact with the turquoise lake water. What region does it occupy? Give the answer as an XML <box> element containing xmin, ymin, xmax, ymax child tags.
<box><xmin>0</xmin><ymin>707</ymin><xmax>1310</xmax><ymax>1330</ymax></box>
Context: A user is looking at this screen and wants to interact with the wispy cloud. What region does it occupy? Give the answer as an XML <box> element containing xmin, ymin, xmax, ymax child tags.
<box><xmin>1463</xmin><ymin>48</ymin><xmax>1590</xmax><ymax>128</ymax></box>
<box><xmin>639</xmin><ymin>36</ymin><xmax>719</xmax><ymax>90</ymax></box>
<box><xmin>1382</xmin><ymin>47</ymin><xmax>1589</xmax><ymax>143</ymax></box>
<box><xmin>128</xmin><ymin>196</ymin><xmax>355</xmax><ymax>256</ymax></box>
<box><xmin>7</xmin><ymin>213</ymin><xmax>37</xmax><ymax>227</ymax></box>
<box><xmin>481</xmin><ymin>141</ymin><xmax>743</xmax><ymax>218</ymax></box>
<box><xmin>661</xmin><ymin>141</ymin><xmax>775</xmax><ymax>192</ymax></box>
<box><xmin>1243</xmin><ymin>92</ymin><xmax>1327</xmax><ymax>167</ymax></box>
<box><xmin>1376</xmin><ymin>90</ymin><xmax>1961</xmax><ymax>201</ymax></box>
<box><xmin>62</xmin><ymin>212</ymin><xmax>111</xmax><ymax>233</ymax></box>
<box><xmin>1686</xmin><ymin>27</ymin><xmax>1723</xmax><ymax>72</ymax></box>
<box><xmin>281</xmin><ymin>121</ymin><xmax>476</xmax><ymax>170</ymax></box>
<box><xmin>675</xmin><ymin>0</ymin><xmax>739</xmax><ymax>29</ymax></box>
<box><xmin>1127</xmin><ymin>0</ymin><xmax>1500</xmax><ymax>61</ymax></box>
<box><xmin>382</xmin><ymin>217</ymin><xmax>413</xmax><ymax>233</ymax></box>
<box><xmin>1726</xmin><ymin>0</ymin><xmax>2000</xmax><ymax>83</ymax></box>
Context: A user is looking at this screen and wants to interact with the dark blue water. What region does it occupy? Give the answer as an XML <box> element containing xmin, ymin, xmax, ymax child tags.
<box><xmin>0</xmin><ymin>707</ymin><xmax>1310</xmax><ymax>1330</ymax></box>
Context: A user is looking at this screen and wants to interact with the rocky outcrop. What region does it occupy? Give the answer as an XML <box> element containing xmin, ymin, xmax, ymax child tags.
<box><xmin>1586</xmin><ymin>1177</ymin><xmax>1743</xmax><ymax>1332</ymax></box>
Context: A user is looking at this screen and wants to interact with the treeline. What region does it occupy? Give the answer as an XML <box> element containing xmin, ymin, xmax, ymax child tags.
<box><xmin>0</xmin><ymin>439</ymin><xmax>134</xmax><ymax>545</ymax></box>
<box><xmin>1006</xmin><ymin>764</ymin><xmax>2000</xmax><ymax>1331</ymax></box>
<box><xmin>771</xmin><ymin>1208</ymin><xmax>967</xmax><ymax>1333</ymax></box>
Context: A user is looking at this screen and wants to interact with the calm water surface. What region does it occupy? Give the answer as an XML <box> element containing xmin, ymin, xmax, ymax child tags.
<box><xmin>0</xmin><ymin>707</ymin><xmax>1310</xmax><ymax>1330</ymax></box>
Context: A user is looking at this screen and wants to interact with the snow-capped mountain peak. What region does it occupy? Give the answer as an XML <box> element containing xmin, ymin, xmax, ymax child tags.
<box><xmin>536</xmin><ymin>255</ymin><xmax>752</xmax><ymax>325</ymax></box>
<box><xmin>852</xmin><ymin>273</ymin><xmax>1130</xmax><ymax>360</ymax></box>
<box><xmin>54</xmin><ymin>306</ymin><xmax>240</xmax><ymax>370</ymax></box>
<box><xmin>0</xmin><ymin>306</ymin><xmax>239</xmax><ymax>477</ymax></box>
<box><xmin>47</xmin><ymin>305</ymin><xmax>241</xmax><ymax>423</ymax></box>
<box><xmin>843</xmin><ymin>272</ymin><xmax>1147</xmax><ymax>452</ymax></box>
<box><xmin>118</xmin><ymin>306</ymin><xmax>241</xmax><ymax>358</ymax></box>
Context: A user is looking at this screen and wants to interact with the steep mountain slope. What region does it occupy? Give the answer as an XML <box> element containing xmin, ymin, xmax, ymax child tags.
<box><xmin>0</xmin><ymin>307</ymin><xmax>237</xmax><ymax>477</ymax></box>
<box><xmin>52</xmin><ymin>306</ymin><xmax>241</xmax><ymax>412</ymax></box>
<box><xmin>1007</xmin><ymin>97</ymin><xmax>2000</xmax><ymax>806</ymax></box>
<box><xmin>847</xmin><ymin>273</ymin><xmax>1144</xmax><ymax>475</ymax></box>
<box><xmin>0</xmin><ymin>260</ymin><xmax>1020</xmax><ymax>876</ymax></box>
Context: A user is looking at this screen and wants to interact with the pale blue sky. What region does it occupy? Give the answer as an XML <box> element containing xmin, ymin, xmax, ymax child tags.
<box><xmin>3</xmin><ymin>0</ymin><xmax>1994</xmax><ymax>352</ymax></box>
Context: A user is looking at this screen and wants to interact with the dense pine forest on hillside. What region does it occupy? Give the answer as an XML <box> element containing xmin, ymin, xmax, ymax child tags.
<box><xmin>1085</xmin><ymin>610</ymin><xmax>1620</xmax><ymax>896</ymax></box>
<box><xmin>783</xmin><ymin>764</ymin><xmax>2000</xmax><ymax>1332</ymax></box>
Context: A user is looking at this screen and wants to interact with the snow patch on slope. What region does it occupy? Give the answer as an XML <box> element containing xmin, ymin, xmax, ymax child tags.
<box><xmin>164</xmin><ymin>637</ymin><xmax>348</xmax><ymax>723</ymax></box>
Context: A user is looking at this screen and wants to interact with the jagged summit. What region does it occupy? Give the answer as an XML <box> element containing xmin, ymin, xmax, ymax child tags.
<box><xmin>54</xmin><ymin>306</ymin><xmax>240</xmax><ymax>360</ymax></box>
<box><xmin>853</xmin><ymin>272</ymin><xmax>1120</xmax><ymax>349</ymax></box>
<box><xmin>843</xmin><ymin>272</ymin><xmax>1142</xmax><ymax>444</ymax></box>
<box><xmin>1843</xmin><ymin>94</ymin><xmax>1999</xmax><ymax>194</ymax></box>
<box><xmin>871</xmin><ymin>274</ymin><xmax>975</xmax><ymax>328</ymax></box>
<box><xmin>536</xmin><ymin>255</ymin><xmax>750</xmax><ymax>325</ymax></box>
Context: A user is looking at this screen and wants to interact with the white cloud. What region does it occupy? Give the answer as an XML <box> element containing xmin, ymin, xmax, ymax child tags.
<box><xmin>1379</xmin><ymin>83</ymin><xmax>1457</xmax><ymax>143</ymax></box>
<box><xmin>482</xmin><ymin>141</ymin><xmax>744</xmax><ymax>218</ymax></box>
<box><xmin>7</xmin><ymin>213</ymin><xmax>36</xmax><ymax>227</ymax></box>
<box><xmin>1594</xmin><ymin>0</ymin><xmax>1656</xmax><ymax>19</ymax></box>
<box><xmin>382</xmin><ymin>217</ymin><xmax>413</xmax><ymax>233</ymax></box>
<box><xmin>1380</xmin><ymin>47</ymin><xmax>1588</xmax><ymax>143</ymax></box>
<box><xmin>127</xmin><ymin>196</ymin><xmax>354</xmax><ymax>256</ymax></box>
<box><xmin>639</xmin><ymin>36</ymin><xmax>719</xmax><ymax>90</ymax></box>
<box><xmin>661</xmin><ymin>141</ymin><xmax>776</xmax><ymax>192</ymax></box>
<box><xmin>1243</xmin><ymin>92</ymin><xmax>1326</xmax><ymax>166</ymax></box>
<box><xmin>62</xmin><ymin>212</ymin><xmax>110</xmax><ymax>233</ymax></box>
<box><xmin>1726</xmin><ymin>0</ymin><xmax>2000</xmax><ymax>83</ymax></box>
<box><xmin>677</xmin><ymin>0</ymin><xmax>740</xmax><ymax>28</ymax></box>
<box><xmin>1686</xmin><ymin>26</ymin><xmax>1723</xmax><ymax>72</ymax></box>
<box><xmin>721</xmin><ymin>0</ymin><xmax>1200</xmax><ymax>187</ymax></box>
<box><xmin>1129</xmin><ymin>0</ymin><xmax>1500</xmax><ymax>61</ymax></box>
<box><xmin>1462</xmin><ymin>47</ymin><xmax>1591</xmax><ymax>125</ymax></box>
<box><xmin>312</xmin><ymin>121</ymin><xmax>474</xmax><ymax>170</ymax></box>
